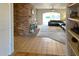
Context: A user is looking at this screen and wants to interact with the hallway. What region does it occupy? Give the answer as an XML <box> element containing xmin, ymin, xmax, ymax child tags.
<box><xmin>14</xmin><ymin>3</ymin><xmax>67</xmax><ymax>56</ymax></box>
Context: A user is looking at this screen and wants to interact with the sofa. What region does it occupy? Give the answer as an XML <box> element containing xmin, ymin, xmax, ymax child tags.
<box><xmin>48</xmin><ymin>20</ymin><xmax>65</xmax><ymax>26</ymax></box>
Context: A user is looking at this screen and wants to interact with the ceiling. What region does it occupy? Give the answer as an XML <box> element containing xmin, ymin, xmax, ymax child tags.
<box><xmin>32</xmin><ymin>3</ymin><xmax>67</xmax><ymax>9</ymax></box>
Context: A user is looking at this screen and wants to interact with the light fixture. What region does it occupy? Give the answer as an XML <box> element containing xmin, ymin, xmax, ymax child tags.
<box><xmin>50</xmin><ymin>4</ymin><xmax>55</xmax><ymax>12</ymax></box>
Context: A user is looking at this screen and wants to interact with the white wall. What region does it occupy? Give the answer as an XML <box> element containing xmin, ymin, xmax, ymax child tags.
<box><xmin>0</xmin><ymin>3</ymin><xmax>14</xmax><ymax>56</ymax></box>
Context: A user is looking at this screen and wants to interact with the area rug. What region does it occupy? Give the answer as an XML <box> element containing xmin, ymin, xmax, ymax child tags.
<box><xmin>37</xmin><ymin>25</ymin><xmax>67</xmax><ymax>44</ymax></box>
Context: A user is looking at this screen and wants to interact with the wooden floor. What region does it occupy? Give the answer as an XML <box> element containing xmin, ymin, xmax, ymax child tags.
<box><xmin>14</xmin><ymin>36</ymin><xmax>65</xmax><ymax>56</ymax></box>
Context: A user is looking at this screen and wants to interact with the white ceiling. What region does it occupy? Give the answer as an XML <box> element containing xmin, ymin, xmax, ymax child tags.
<box><xmin>32</xmin><ymin>3</ymin><xmax>67</xmax><ymax>9</ymax></box>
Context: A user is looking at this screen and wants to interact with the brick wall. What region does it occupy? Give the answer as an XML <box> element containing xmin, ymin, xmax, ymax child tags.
<box><xmin>14</xmin><ymin>3</ymin><xmax>32</xmax><ymax>36</ymax></box>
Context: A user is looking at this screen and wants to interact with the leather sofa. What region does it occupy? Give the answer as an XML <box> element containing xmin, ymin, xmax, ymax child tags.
<box><xmin>48</xmin><ymin>20</ymin><xmax>65</xmax><ymax>26</ymax></box>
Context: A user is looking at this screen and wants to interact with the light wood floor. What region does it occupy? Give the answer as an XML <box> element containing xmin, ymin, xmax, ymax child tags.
<box><xmin>14</xmin><ymin>36</ymin><xmax>66</xmax><ymax>56</ymax></box>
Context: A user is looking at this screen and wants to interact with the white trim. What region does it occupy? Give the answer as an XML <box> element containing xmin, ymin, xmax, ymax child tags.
<box><xmin>8</xmin><ymin>3</ymin><xmax>14</xmax><ymax>55</ymax></box>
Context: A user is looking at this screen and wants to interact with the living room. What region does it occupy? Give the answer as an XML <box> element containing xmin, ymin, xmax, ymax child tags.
<box><xmin>35</xmin><ymin>5</ymin><xmax>66</xmax><ymax>30</ymax></box>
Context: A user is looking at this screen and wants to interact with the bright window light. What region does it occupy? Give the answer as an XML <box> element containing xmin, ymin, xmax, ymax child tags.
<box><xmin>43</xmin><ymin>12</ymin><xmax>60</xmax><ymax>25</ymax></box>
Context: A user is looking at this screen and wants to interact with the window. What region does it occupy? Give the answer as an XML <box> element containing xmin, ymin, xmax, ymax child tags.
<box><xmin>43</xmin><ymin>12</ymin><xmax>60</xmax><ymax>25</ymax></box>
